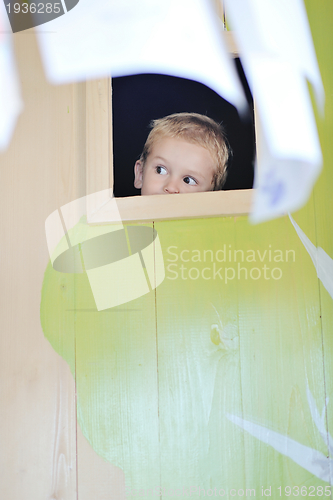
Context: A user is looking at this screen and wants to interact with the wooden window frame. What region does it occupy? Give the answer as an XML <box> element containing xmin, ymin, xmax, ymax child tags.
<box><xmin>85</xmin><ymin>32</ymin><xmax>256</xmax><ymax>224</ymax></box>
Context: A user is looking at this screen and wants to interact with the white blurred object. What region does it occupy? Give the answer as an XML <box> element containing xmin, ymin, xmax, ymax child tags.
<box><xmin>289</xmin><ymin>214</ymin><xmax>333</xmax><ymax>301</ymax></box>
<box><xmin>35</xmin><ymin>0</ymin><xmax>246</xmax><ymax>111</ymax></box>
<box><xmin>226</xmin><ymin>384</ymin><xmax>333</xmax><ymax>484</ymax></box>
<box><xmin>224</xmin><ymin>0</ymin><xmax>324</xmax><ymax>222</ymax></box>
<box><xmin>45</xmin><ymin>190</ymin><xmax>166</xmax><ymax>310</ymax></box>
<box><xmin>0</xmin><ymin>4</ymin><xmax>23</xmax><ymax>151</ymax></box>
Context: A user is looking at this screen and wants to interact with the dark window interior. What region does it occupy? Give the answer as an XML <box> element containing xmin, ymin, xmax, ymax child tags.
<box><xmin>112</xmin><ymin>59</ymin><xmax>255</xmax><ymax>198</ymax></box>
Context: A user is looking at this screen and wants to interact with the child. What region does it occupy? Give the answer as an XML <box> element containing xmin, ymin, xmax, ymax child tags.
<box><xmin>134</xmin><ymin>112</ymin><xmax>232</xmax><ymax>195</ymax></box>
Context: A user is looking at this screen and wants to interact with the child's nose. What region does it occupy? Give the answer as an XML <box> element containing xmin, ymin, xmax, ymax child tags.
<box><xmin>164</xmin><ymin>179</ymin><xmax>180</xmax><ymax>194</ymax></box>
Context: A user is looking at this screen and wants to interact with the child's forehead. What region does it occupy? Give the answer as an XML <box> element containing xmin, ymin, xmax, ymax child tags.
<box><xmin>149</xmin><ymin>134</ymin><xmax>212</xmax><ymax>156</ymax></box>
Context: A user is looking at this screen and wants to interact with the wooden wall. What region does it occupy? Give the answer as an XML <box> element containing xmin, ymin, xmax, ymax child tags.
<box><xmin>0</xmin><ymin>30</ymin><xmax>124</xmax><ymax>499</ymax></box>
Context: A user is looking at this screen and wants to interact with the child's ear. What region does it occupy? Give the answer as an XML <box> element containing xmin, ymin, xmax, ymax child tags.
<box><xmin>134</xmin><ymin>160</ymin><xmax>143</xmax><ymax>189</ymax></box>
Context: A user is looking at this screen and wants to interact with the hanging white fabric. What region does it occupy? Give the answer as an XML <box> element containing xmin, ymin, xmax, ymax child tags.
<box><xmin>0</xmin><ymin>3</ymin><xmax>23</xmax><ymax>151</ymax></box>
<box><xmin>224</xmin><ymin>0</ymin><xmax>324</xmax><ymax>222</ymax></box>
<box><xmin>35</xmin><ymin>0</ymin><xmax>246</xmax><ymax>112</ymax></box>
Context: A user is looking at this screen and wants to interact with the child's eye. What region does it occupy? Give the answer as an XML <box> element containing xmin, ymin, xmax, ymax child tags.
<box><xmin>156</xmin><ymin>165</ymin><xmax>167</xmax><ymax>175</ymax></box>
<box><xmin>183</xmin><ymin>176</ymin><xmax>197</xmax><ymax>185</ymax></box>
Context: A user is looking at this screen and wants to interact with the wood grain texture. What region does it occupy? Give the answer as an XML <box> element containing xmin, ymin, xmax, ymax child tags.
<box><xmin>0</xmin><ymin>29</ymin><xmax>81</xmax><ymax>499</ymax></box>
<box><xmin>155</xmin><ymin>218</ymin><xmax>245</xmax><ymax>493</ymax></box>
<box><xmin>77</xmin><ymin>424</ymin><xmax>126</xmax><ymax>500</ymax></box>
<box><xmin>86</xmin><ymin>77</ymin><xmax>112</xmax><ymax>218</ymax></box>
<box><xmin>236</xmin><ymin>207</ymin><xmax>328</xmax><ymax>492</ymax></box>
<box><xmin>72</xmin><ymin>222</ymin><xmax>161</xmax><ymax>496</ymax></box>
<box><xmin>91</xmin><ymin>189</ymin><xmax>254</xmax><ymax>225</ymax></box>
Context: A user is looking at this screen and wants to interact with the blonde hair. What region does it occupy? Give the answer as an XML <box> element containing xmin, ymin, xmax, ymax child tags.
<box><xmin>139</xmin><ymin>112</ymin><xmax>232</xmax><ymax>190</ymax></box>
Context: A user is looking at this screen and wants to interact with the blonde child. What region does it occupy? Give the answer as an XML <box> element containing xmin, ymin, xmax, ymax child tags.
<box><xmin>134</xmin><ymin>112</ymin><xmax>232</xmax><ymax>195</ymax></box>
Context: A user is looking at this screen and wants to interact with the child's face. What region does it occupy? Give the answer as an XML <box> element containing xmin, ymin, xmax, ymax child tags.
<box><xmin>134</xmin><ymin>137</ymin><xmax>216</xmax><ymax>195</ymax></box>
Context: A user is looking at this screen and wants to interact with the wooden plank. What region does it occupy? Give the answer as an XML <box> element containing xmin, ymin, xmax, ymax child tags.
<box><xmin>77</xmin><ymin>425</ymin><xmax>126</xmax><ymax>500</ymax></box>
<box><xmin>90</xmin><ymin>189</ymin><xmax>254</xmax><ymax>224</ymax></box>
<box><xmin>0</xmin><ymin>29</ymin><xmax>81</xmax><ymax>499</ymax></box>
<box><xmin>154</xmin><ymin>217</ymin><xmax>245</xmax><ymax>495</ymax></box>
<box><xmin>69</xmin><ymin>222</ymin><xmax>160</xmax><ymax>498</ymax></box>
<box><xmin>86</xmin><ymin>77</ymin><xmax>112</xmax><ymax>217</ymax></box>
<box><xmin>236</xmin><ymin>207</ymin><xmax>328</xmax><ymax>492</ymax></box>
